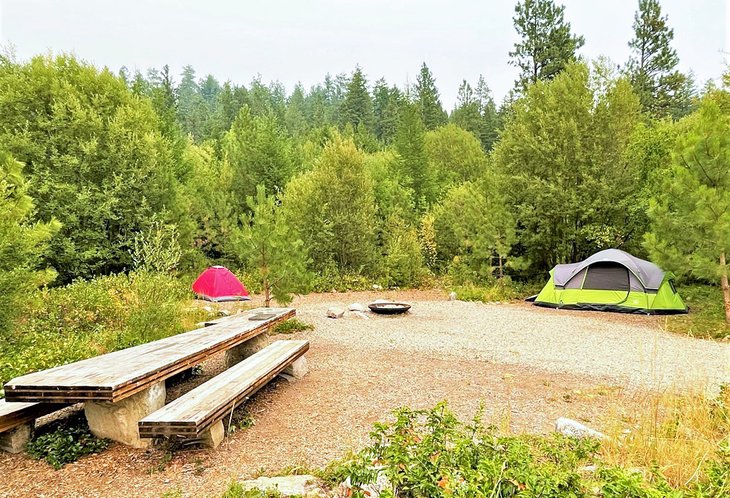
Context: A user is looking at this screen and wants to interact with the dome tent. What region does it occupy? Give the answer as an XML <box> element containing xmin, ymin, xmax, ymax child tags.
<box><xmin>192</xmin><ymin>266</ymin><xmax>251</xmax><ymax>302</ymax></box>
<box><xmin>533</xmin><ymin>249</ymin><xmax>686</xmax><ymax>314</ymax></box>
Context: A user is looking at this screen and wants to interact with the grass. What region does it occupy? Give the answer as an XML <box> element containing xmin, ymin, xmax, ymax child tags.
<box><xmin>663</xmin><ymin>285</ymin><xmax>730</xmax><ymax>340</ymax></box>
<box><xmin>448</xmin><ymin>279</ymin><xmax>542</xmax><ymax>304</ymax></box>
<box><xmin>599</xmin><ymin>386</ymin><xmax>730</xmax><ymax>490</ymax></box>
<box><xmin>273</xmin><ymin>318</ymin><xmax>313</xmax><ymax>334</ymax></box>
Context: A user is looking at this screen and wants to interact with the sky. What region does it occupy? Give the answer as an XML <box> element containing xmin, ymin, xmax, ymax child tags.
<box><xmin>0</xmin><ymin>0</ymin><xmax>727</xmax><ymax>109</ymax></box>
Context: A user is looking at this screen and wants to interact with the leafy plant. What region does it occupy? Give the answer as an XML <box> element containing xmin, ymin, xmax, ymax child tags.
<box><xmin>26</xmin><ymin>415</ymin><xmax>109</xmax><ymax>469</ymax></box>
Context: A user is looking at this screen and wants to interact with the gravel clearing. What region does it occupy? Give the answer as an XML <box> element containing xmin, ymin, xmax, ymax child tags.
<box><xmin>1</xmin><ymin>290</ymin><xmax>728</xmax><ymax>498</ymax></box>
<box><xmin>297</xmin><ymin>292</ymin><xmax>730</xmax><ymax>393</ymax></box>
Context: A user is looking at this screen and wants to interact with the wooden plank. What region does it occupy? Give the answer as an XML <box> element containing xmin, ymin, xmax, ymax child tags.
<box><xmin>3</xmin><ymin>308</ymin><xmax>295</xmax><ymax>403</ymax></box>
<box><xmin>138</xmin><ymin>340</ymin><xmax>308</xmax><ymax>438</ymax></box>
<box><xmin>0</xmin><ymin>400</ymin><xmax>67</xmax><ymax>433</ymax></box>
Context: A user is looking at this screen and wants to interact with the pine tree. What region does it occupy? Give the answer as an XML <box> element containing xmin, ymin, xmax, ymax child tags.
<box><xmin>394</xmin><ymin>102</ymin><xmax>435</xmax><ymax>208</ymax></box>
<box><xmin>341</xmin><ymin>67</ymin><xmax>374</xmax><ymax>131</ymax></box>
<box><xmin>627</xmin><ymin>0</ymin><xmax>693</xmax><ymax>119</ymax></box>
<box><xmin>373</xmin><ymin>79</ymin><xmax>404</xmax><ymax>144</ymax></box>
<box><xmin>234</xmin><ymin>185</ymin><xmax>310</xmax><ymax>306</ymax></box>
<box><xmin>645</xmin><ymin>91</ymin><xmax>730</xmax><ymax>322</ymax></box>
<box><xmin>509</xmin><ymin>0</ymin><xmax>585</xmax><ymax>93</ymax></box>
<box><xmin>415</xmin><ymin>63</ymin><xmax>447</xmax><ymax>130</ymax></box>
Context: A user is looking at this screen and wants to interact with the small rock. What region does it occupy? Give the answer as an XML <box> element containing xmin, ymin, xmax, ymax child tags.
<box><xmin>372</xmin><ymin>284</ymin><xmax>383</xmax><ymax>290</ymax></box>
<box><xmin>239</xmin><ymin>475</ymin><xmax>325</xmax><ymax>497</ymax></box>
<box><xmin>352</xmin><ymin>311</ymin><xmax>370</xmax><ymax>320</ymax></box>
<box><xmin>448</xmin><ymin>291</ymin><xmax>457</xmax><ymax>301</ymax></box>
<box><xmin>348</xmin><ymin>303</ymin><xmax>367</xmax><ymax>312</ymax></box>
<box><xmin>555</xmin><ymin>417</ymin><xmax>607</xmax><ymax>440</ymax></box>
<box><xmin>326</xmin><ymin>307</ymin><xmax>345</xmax><ymax>319</ymax></box>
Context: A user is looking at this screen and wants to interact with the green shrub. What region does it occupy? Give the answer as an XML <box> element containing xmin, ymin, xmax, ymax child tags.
<box><xmin>335</xmin><ymin>402</ymin><xmax>597</xmax><ymax>497</ymax></box>
<box><xmin>26</xmin><ymin>414</ymin><xmax>109</xmax><ymax>469</ymax></box>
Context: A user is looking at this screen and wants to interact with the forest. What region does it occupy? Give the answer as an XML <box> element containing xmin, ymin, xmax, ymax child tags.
<box><xmin>1</xmin><ymin>0</ymin><xmax>729</xmax><ymax>375</ymax></box>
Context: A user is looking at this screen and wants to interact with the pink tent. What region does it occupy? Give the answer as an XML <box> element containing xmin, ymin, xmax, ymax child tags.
<box><xmin>192</xmin><ymin>266</ymin><xmax>251</xmax><ymax>302</ymax></box>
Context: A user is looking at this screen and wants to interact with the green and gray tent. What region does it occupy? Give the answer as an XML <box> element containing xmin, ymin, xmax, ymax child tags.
<box><xmin>533</xmin><ymin>249</ymin><xmax>687</xmax><ymax>314</ymax></box>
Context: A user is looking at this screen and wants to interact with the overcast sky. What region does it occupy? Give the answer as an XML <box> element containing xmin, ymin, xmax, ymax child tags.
<box><xmin>1</xmin><ymin>0</ymin><xmax>728</xmax><ymax>109</ymax></box>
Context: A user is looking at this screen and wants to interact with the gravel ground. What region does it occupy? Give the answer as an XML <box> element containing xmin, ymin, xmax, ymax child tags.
<box><xmin>1</xmin><ymin>290</ymin><xmax>728</xmax><ymax>498</ymax></box>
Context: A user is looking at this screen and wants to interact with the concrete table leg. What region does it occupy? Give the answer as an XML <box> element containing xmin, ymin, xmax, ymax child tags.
<box><xmin>0</xmin><ymin>423</ymin><xmax>32</xmax><ymax>453</ymax></box>
<box><xmin>84</xmin><ymin>382</ymin><xmax>166</xmax><ymax>448</ymax></box>
<box><xmin>200</xmin><ymin>420</ymin><xmax>225</xmax><ymax>448</ymax></box>
<box><xmin>225</xmin><ymin>333</ymin><xmax>270</xmax><ymax>367</ymax></box>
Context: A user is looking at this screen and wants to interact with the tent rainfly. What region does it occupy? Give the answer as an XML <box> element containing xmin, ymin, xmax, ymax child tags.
<box><xmin>192</xmin><ymin>266</ymin><xmax>251</xmax><ymax>302</ymax></box>
<box><xmin>532</xmin><ymin>249</ymin><xmax>687</xmax><ymax>314</ymax></box>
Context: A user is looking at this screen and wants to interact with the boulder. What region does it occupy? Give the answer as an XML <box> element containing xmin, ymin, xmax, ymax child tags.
<box><xmin>348</xmin><ymin>303</ymin><xmax>367</xmax><ymax>312</ymax></box>
<box><xmin>326</xmin><ymin>307</ymin><xmax>345</xmax><ymax>319</ymax></box>
<box><xmin>555</xmin><ymin>417</ymin><xmax>607</xmax><ymax>440</ymax></box>
<box><xmin>239</xmin><ymin>475</ymin><xmax>325</xmax><ymax>497</ymax></box>
<box><xmin>0</xmin><ymin>423</ymin><xmax>31</xmax><ymax>454</ymax></box>
<box><xmin>448</xmin><ymin>291</ymin><xmax>457</xmax><ymax>301</ymax></box>
<box><xmin>85</xmin><ymin>381</ymin><xmax>166</xmax><ymax>448</ymax></box>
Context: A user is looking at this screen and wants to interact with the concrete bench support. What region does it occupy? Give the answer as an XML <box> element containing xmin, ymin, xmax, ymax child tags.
<box><xmin>0</xmin><ymin>423</ymin><xmax>31</xmax><ymax>453</ymax></box>
<box><xmin>282</xmin><ymin>356</ymin><xmax>309</xmax><ymax>379</ymax></box>
<box><xmin>85</xmin><ymin>381</ymin><xmax>166</xmax><ymax>448</ymax></box>
<box><xmin>225</xmin><ymin>333</ymin><xmax>270</xmax><ymax>367</ymax></box>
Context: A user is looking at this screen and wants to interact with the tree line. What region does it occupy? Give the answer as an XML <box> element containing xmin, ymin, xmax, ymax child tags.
<box><xmin>2</xmin><ymin>0</ymin><xmax>729</xmax><ymax>318</ymax></box>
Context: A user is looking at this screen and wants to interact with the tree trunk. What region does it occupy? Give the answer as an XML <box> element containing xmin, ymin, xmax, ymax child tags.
<box><xmin>498</xmin><ymin>254</ymin><xmax>504</xmax><ymax>279</ymax></box>
<box><xmin>720</xmin><ymin>252</ymin><xmax>730</xmax><ymax>324</ymax></box>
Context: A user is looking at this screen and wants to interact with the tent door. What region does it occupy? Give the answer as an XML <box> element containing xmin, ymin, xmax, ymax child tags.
<box><xmin>580</xmin><ymin>263</ymin><xmax>631</xmax><ymax>305</ymax></box>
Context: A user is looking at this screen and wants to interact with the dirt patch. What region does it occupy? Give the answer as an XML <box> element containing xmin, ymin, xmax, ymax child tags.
<box><xmin>2</xmin><ymin>291</ymin><xmax>727</xmax><ymax>498</ymax></box>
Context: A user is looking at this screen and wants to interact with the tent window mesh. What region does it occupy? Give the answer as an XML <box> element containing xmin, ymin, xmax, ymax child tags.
<box><xmin>582</xmin><ymin>263</ymin><xmax>630</xmax><ymax>291</ymax></box>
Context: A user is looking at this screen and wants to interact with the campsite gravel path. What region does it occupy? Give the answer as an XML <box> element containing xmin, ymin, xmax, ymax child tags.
<box><xmin>1</xmin><ymin>290</ymin><xmax>728</xmax><ymax>498</ymax></box>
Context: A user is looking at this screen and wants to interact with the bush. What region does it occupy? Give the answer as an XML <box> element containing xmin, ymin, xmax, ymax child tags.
<box><xmin>26</xmin><ymin>413</ymin><xmax>109</xmax><ymax>469</ymax></box>
<box><xmin>380</xmin><ymin>215</ymin><xmax>428</xmax><ymax>288</ymax></box>
<box><xmin>0</xmin><ymin>271</ymin><xmax>201</xmax><ymax>390</ymax></box>
<box><xmin>332</xmin><ymin>402</ymin><xmax>730</xmax><ymax>497</ymax></box>
<box><xmin>335</xmin><ymin>402</ymin><xmax>597</xmax><ymax>497</ymax></box>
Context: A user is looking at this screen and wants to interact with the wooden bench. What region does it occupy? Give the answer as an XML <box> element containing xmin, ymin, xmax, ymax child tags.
<box><xmin>138</xmin><ymin>340</ymin><xmax>309</xmax><ymax>447</ymax></box>
<box><xmin>0</xmin><ymin>400</ymin><xmax>67</xmax><ymax>453</ymax></box>
<box><xmin>3</xmin><ymin>307</ymin><xmax>295</xmax><ymax>448</ymax></box>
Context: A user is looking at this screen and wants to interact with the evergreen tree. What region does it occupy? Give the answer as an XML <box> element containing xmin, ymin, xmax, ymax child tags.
<box><xmin>234</xmin><ymin>185</ymin><xmax>310</xmax><ymax>306</ymax></box>
<box><xmin>223</xmin><ymin>106</ymin><xmax>297</xmax><ymax>209</ymax></box>
<box><xmin>415</xmin><ymin>63</ymin><xmax>447</xmax><ymax>130</ymax></box>
<box><xmin>176</xmin><ymin>65</ymin><xmax>208</xmax><ymax>140</ymax></box>
<box><xmin>509</xmin><ymin>0</ymin><xmax>585</xmax><ymax>93</ymax></box>
<box><xmin>645</xmin><ymin>91</ymin><xmax>730</xmax><ymax>322</ymax></box>
<box><xmin>394</xmin><ymin>102</ymin><xmax>435</xmax><ymax>208</ymax></box>
<box><xmin>285</xmin><ymin>83</ymin><xmax>308</xmax><ymax>138</ymax></box>
<box><xmin>373</xmin><ymin>78</ymin><xmax>403</xmax><ymax>144</ymax></box>
<box><xmin>341</xmin><ymin>67</ymin><xmax>374</xmax><ymax>131</ymax></box>
<box><xmin>627</xmin><ymin>0</ymin><xmax>693</xmax><ymax>119</ymax></box>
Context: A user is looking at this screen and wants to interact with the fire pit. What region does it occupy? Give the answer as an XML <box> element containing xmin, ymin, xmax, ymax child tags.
<box><xmin>368</xmin><ymin>302</ymin><xmax>412</xmax><ymax>315</ymax></box>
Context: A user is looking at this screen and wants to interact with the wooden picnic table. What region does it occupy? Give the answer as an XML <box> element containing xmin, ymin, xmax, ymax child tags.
<box><xmin>3</xmin><ymin>307</ymin><xmax>295</xmax><ymax>404</ymax></box>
